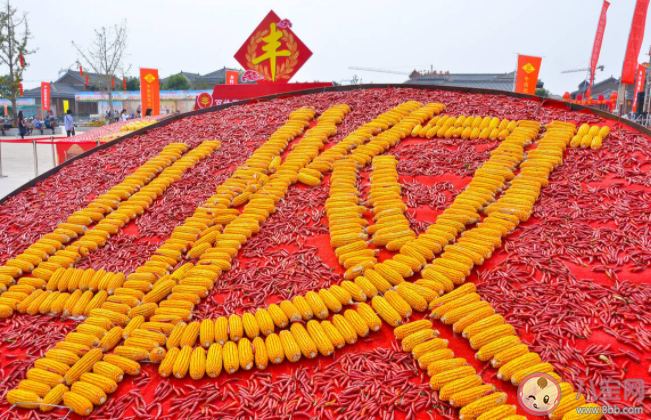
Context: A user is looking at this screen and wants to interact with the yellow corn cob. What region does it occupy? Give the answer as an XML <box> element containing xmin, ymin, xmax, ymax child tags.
<box><xmin>265</xmin><ymin>333</ymin><xmax>284</xmax><ymax>364</ymax></box>
<box><xmin>439</xmin><ymin>375</ymin><xmax>484</xmax><ymax>401</ymax></box>
<box><xmin>180</xmin><ymin>321</ymin><xmax>200</xmax><ymax>347</ymax></box>
<box><xmin>222</xmin><ymin>341</ymin><xmax>239</xmax><ymax>373</ymax></box>
<box><xmin>336</xmin><ymin>312</ymin><xmax>363</xmax><ymax>341</ymax></box>
<box><xmin>45</xmin><ymin>349</ymin><xmax>79</xmax><ymax>365</ymax></box>
<box><xmin>102</xmin><ymin>354</ymin><xmax>140</xmax><ymax>375</ymax></box>
<box><xmin>418</xmin><ymin>349</ymin><xmax>455</xmax><ymax>369</ymax></box>
<box><xmin>250</xmin><ymin>337</ymin><xmax>268</xmax><ymax>370</ymax></box>
<box><xmin>470</xmin><ymin>324</ymin><xmax>516</xmax><ymax>350</ymax></box>
<box><xmin>55</xmin><ymin>341</ymin><xmax>90</xmax><ymax>356</ymax></box>
<box><xmin>197</xmin><ymin>318</ymin><xmax>215</xmax><ymax>347</ymax></box>
<box><xmin>429</xmin><ymin>283</ymin><xmax>477</xmax><ymax>308</ymax></box>
<box><xmin>549</xmin><ymin>393</ymin><xmax>587</xmax><ymax>420</ymax></box>
<box><xmin>187</xmin><ymin>347</ymin><xmax>206</xmax><ymax>380</ymax></box>
<box><xmin>210</xmin><ymin>316</ymin><xmax>227</xmax><ymax>345</ymax></box>
<box><xmin>363</xmin><ymin>270</ymin><xmax>393</xmax><ymax>293</ymax></box>
<box><xmin>396</xmin><ymin>285</ymin><xmax>428</xmax><ymax>312</ymax></box>
<box><xmin>497</xmin><ymin>352</ymin><xmax>541</xmax><ymax>381</ymax></box>
<box><xmin>491</xmin><ymin>344</ymin><xmax>529</xmax><ymax>368</ymax></box>
<box><xmin>476</xmin><ymin>405</ymin><xmax>517</xmax><ymax>420</ymax></box>
<box><xmin>267</xmin><ymin>304</ymin><xmax>289</xmax><ymax>328</ymax></box>
<box><xmin>450</xmin><ymin>384</ymin><xmax>496</xmax><ymax>407</ymax></box>
<box><xmin>371</xmin><ymin>295</ymin><xmax>403</xmax><ymax>326</ymax></box>
<box><xmin>402</xmin><ymin>329</ymin><xmax>438</xmax><ymax>352</ymax></box>
<box><xmin>172</xmin><ymin>345</ymin><xmax>192</xmax><ymax>379</ymax></box>
<box><xmin>34</xmin><ymin>358</ymin><xmax>70</xmax><ymax>376</ymax></box>
<box><xmin>355</xmin><ymin>302</ymin><xmax>382</xmax><ymax>331</ymax></box>
<box><xmin>458</xmin><ymin>392</ymin><xmax>507</xmax><ymax>420</ymax></box>
<box><xmin>17</xmin><ymin>379</ymin><xmax>51</xmax><ymax>398</ymax></box>
<box><xmin>158</xmin><ymin>347</ymin><xmax>179</xmax><ymax>378</ymax></box>
<box><xmin>510</xmin><ymin>362</ymin><xmax>555</xmax><ymax>385</ymax></box>
<box><xmin>279</xmin><ymin>329</ymin><xmax>303</xmax><ymax>362</ymax></box>
<box><xmin>254</xmin><ymin>309</ymin><xmax>274</xmax><ymax>336</ymax></box>
<box><xmin>71</xmin><ymin>381</ymin><xmax>107</xmax><ymax>405</ymax></box>
<box><xmin>441</xmin><ymin>301</ymin><xmax>492</xmax><ymax>325</ymax></box>
<box><xmin>237</xmin><ymin>338</ymin><xmax>254</xmax><ymax>370</ymax></box>
<box><xmin>114</xmin><ymin>345</ymin><xmax>149</xmax><ymax>361</ymax></box>
<box><xmin>27</xmin><ymin>368</ymin><xmax>63</xmax><ymax>388</ymax></box>
<box><xmin>63</xmin><ymin>391</ymin><xmax>93</xmax><ymax>416</ymax></box>
<box><xmin>476</xmin><ymin>335</ymin><xmax>522</xmax><ymax>361</ymax></box>
<box><xmin>412</xmin><ymin>338</ymin><xmax>449</xmax><ymax>360</ymax></box>
<box><xmin>454</xmin><ymin>307</ymin><xmax>498</xmax><ymax>334</ymax></box>
<box><xmin>318</xmin><ymin>289</ymin><xmax>343</xmax><ymax>313</ymax></box>
<box><xmin>464</xmin><ymin>314</ymin><xmax>505</xmax><ymax>339</ymax></box>
<box><xmin>279</xmin><ymin>300</ymin><xmax>302</xmax><ymax>322</ymax></box>
<box><xmin>228</xmin><ymin>314</ymin><xmax>243</xmax><ymax>341</ymax></box>
<box><xmin>98</xmin><ymin>326</ymin><xmax>124</xmax><ymax>352</ymax></box>
<box><xmin>124</xmin><ymin>336</ymin><xmax>159</xmax><ymax>351</ymax></box>
<box><xmin>93</xmin><ymin>361</ymin><xmax>124</xmax><ymax>383</ymax></box>
<box><xmin>430</xmin><ymin>366</ymin><xmax>477</xmax><ymax>391</ymax></box>
<box><xmin>290</xmin><ymin>323</ymin><xmax>318</xmax><ymax>359</ymax></box>
<box><xmin>40</xmin><ymin>384</ymin><xmax>69</xmax><ymax>412</ymax></box>
<box><xmin>292</xmin><ymin>295</ymin><xmax>314</xmax><ymax>320</ymax></box>
<box><xmin>394</xmin><ymin>319</ymin><xmax>434</xmax><ymax>340</ymax></box>
<box><xmin>354</xmin><ymin>276</ymin><xmax>378</xmax><ymax>298</ymax></box>
<box><xmin>63</xmin><ymin>348</ymin><xmax>103</xmax><ymax>386</ymax></box>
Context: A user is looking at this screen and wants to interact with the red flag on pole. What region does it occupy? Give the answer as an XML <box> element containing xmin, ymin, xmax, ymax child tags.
<box><xmin>19</xmin><ymin>54</ymin><xmax>24</xmax><ymax>68</ymax></box>
<box><xmin>80</xmin><ymin>66</ymin><xmax>83</xmax><ymax>77</ymax></box>
<box><xmin>41</xmin><ymin>82</ymin><xmax>51</xmax><ymax>111</ymax></box>
<box><xmin>622</xmin><ymin>0</ymin><xmax>651</xmax><ymax>84</ymax></box>
<box><xmin>19</xmin><ymin>83</ymin><xmax>23</xmax><ymax>96</ymax></box>
<box><xmin>123</xmin><ymin>78</ymin><xmax>127</xmax><ymax>90</ymax></box>
<box><xmin>85</xmin><ymin>75</ymin><xmax>89</xmax><ymax>86</ymax></box>
<box><xmin>631</xmin><ymin>64</ymin><xmax>646</xmax><ymax>111</ymax></box>
<box><xmin>112</xmin><ymin>78</ymin><xmax>115</xmax><ymax>88</ymax></box>
<box><xmin>587</xmin><ymin>1</ymin><xmax>610</xmax><ymax>97</ymax></box>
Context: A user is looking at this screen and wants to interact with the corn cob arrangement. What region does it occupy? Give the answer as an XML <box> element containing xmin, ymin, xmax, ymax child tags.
<box><xmin>569</xmin><ymin>123</ymin><xmax>609</xmax><ymax>150</ymax></box>
<box><xmin>412</xmin><ymin>115</ymin><xmax>518</xmax><ymax>141</ymax></box>
<box><xmin>366</xmin><ymin>155</ymin><xmax>416</xmax><ymax>252</ymax></box>
<box><xmin>0</xmin><ymin>142</ymin><xmax>219</xmax><ymax>320</ymax></box>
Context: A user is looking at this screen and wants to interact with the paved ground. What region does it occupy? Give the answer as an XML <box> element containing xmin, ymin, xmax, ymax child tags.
<box><xmin>0</xmin><ymin>135</ymin><xmax>63</xmax><ymax>200</ymax></box>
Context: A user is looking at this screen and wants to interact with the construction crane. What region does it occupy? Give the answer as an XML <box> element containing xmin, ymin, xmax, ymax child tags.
<box><xmin>561</xmin><ymin>65</ymin><xmax>604</xmax><ymax>74</ymax></box>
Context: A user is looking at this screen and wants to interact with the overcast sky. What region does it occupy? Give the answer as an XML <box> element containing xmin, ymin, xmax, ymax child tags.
<box><xmin>15</xmin><ymin>0</ymin><xmax>651</xmax><ymax>95</ymax></box>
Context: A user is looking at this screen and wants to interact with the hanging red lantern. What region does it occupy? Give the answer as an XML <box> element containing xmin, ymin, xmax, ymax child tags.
<box><xmin>112</xmin><ymin>78</ymin><xmax>115</xmax><ymax>88</ymax></box>
<box><xmin>577</xmin><ymin>94</ymin><xmax>583</xmax><ymax>102</ymax></box>
<box><xmin>610</xmin><ymin>91</ymin><xmax>618</xmax><ymax>101</ymax></box>
<box><xmin>80</xmin><ymin>66</ymin><xmax>83</xmax><ymax>77</ymax></box>
<box><xmin>19</xmin><ymin>54</ymin><xmax>24</xmax><ymax>68</ymax></box>
<box><xmin>19</xmin><ymin>83</ymin><xmax>23</xmax><ymax>96</ymax></box>
<box><xmin>562</xmin><ymin>92</ymin><xmax>571</xmax><ymax>101</ymax></box>
<box><xmin>85</xmin><ymin>75</ymin><xmax>89</xmax><ymax>86</ymax></box>
<box><xmin>598</xmin><ymin>94</ymin><xmax>604</xmax><ymax>101</ymax></box>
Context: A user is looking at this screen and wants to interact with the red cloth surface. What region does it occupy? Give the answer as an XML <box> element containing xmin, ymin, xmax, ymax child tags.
<box><xmin>1</xmin><ymin>90</ymin><xmax>650</xmax><ymax>420</ymax></box>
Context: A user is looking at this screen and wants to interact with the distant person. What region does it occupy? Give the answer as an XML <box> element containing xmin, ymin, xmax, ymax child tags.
<box><xmin>0</xmin><ymin>117</ymin><xmax>5</xmax><ymax>136</ymax></box>
<box><xmin>145</xmin><ymin>108</ymin><xmax>152</xmax><ymax>117</ymax></box>
<box><xmin>64</xmin><ymin>110</ymin><xmax>75</xmax><ymax>137</ymax></box>
<box><xmin>17</xmin><ymin>111</ymin><xmax>26</xmax><ymax>139</ymax></box>
<box><xmin>120</xmin><ymin>110</ymin><xmax>128</xmax><ymax>121</ymax></box>
<box><xmin>137</xmin><ymin>106</ymin><xmax>141</xmax><ymax>118</ymax></box>
<box><xmin>166</xmin><ymin>109</ymin><xmax>170</xmax><ymax>115</ymax></box>
<box><xmin>175</xmin><ymin>110</ymin><xmax>180</xmax><ymax>115</ymax></box>
<box><xmin>33</xmin><ymin>117</ymin><xmax>43</xmax><ymax>135</ymax></box>
<box><xmin>26</xmin><ymin>118</ymin><xmax>34</xmax><ymax>135</ymax></box>
<box><xmin>114</xmin><ymin>109</ymin><xmax>119</xmax><ymax>122</ymax></box>
<box><xmin>44</xmin><ymin>115</ymin><xmax>54</xmax><ymax>134</ymax></box>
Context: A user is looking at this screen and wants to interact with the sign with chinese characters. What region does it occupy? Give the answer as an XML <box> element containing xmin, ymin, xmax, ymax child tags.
<box><xmin>514</xmin><ymin>55</ymin><xmax>542</xmax><ymax>95</ymax></box>
<box><xmin>41</xmin><ymin>82</ymin><xmax>51</xmax><ymax>111</ymax></box>
<box><xmin>195</xmin><ymin>82</ymin><xmax>333</xmax><ymax>109</ymax></box>
<box><xmin>140</xmin><ymin>68</ymin><xmax>161</xmax><ymax>116</ymax></box>
<box><xmin>234</xmin><ymin>10</ymin><xmax>312</xmax><ymax>83</ymax></box>
<box><xmin>631</xmin><ymin>64</ymin><xmax>645</xmax><ymax>112</ymax></box>
<box><xmin>226</xmin><ymin>70</ymin><xmax>239</xmax><ymax>85</ymax></box>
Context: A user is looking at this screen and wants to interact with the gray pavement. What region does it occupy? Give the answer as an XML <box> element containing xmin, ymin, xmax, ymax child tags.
<box><xmin>0</xmin><ymin>137</ymin><xmax>60</xmax><ymax>200</ymax></box>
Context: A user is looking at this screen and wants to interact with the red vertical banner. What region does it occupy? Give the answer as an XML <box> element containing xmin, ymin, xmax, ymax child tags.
<box><xmin>587</xmin><ymin>0</ymin><xmax>610</xmax><ymax>97</ymax></box>
<box><xmin>514</xmin><ymin>55</ymin><xmax>542</xmax><ymax>95</ymax></box>
<box><xmin>19</xmin><ymin>83</ymin><xmax>23</xmax><ymax>96</ymax></box>
<box><xmin>225</xmin><ymin>70</ymin><xmax>239</xmax><ymax>85</ymax></box>
<box><xmin>622</xmin><ymin>0</ymin><xmax>651</xmax><ymax>84</ymax></box>
<box><xmin>631</xmin><ymin>64</ymin><xmax>646</xmax><ymax>111</ymax></box>
<box><xmin>80</xmin><ymin>66</ymin><xmax>83</xmax><ymax>77</ymax></box>
<box><xmin>123</xmin><ymin>78</ymin><xmax>127</xmax><ymax>90</ymax></box>
<box><xmin>140</xmin><ymin>68</ymin><xmax>160</xmax><ymax>116</ymax></box>
<box><xmin>41</xmin><ymin>82</ymin><xmax>51</xmax><ymax>111</ymax></box>
<box><xmin>85</xmin><ymin>75</ymin><xmax>89</xmax><ymax>86</ymax></box>
<box><xmin>19</xmin><ymin>54</ymin><xmax>24</xmax><ymax>68</ymax></box>
<box><xmin>112</xmin><ymin>78</ymin><xmax>115</xmax><ymax>88</ymax></box>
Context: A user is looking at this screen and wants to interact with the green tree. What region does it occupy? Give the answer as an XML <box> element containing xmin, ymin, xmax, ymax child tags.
<box><xmin>163</xmin><ymin>74</ymin><xmax>190</xmax><ymax>90</ymax></box>
<box><xmin>0</xmin><ymin>1</ymin><xmax>36</xmax><ymax>120</ymax></box>
<box><xmin>124</xmin><ymin>76</ymin><xmax>139</xmax><ymax>91</ymax></box>
<box><xmin>535</xmin><ymin>87</ymin><xmax>550</xmax><ymax>98</ymax></box>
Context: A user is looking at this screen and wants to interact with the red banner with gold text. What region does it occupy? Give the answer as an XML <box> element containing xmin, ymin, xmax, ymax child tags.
<box><xmin>226</xmin><ymin>70</ymin><xmax>239</xmax><ymax>85</ymax></box>
<box><xmin>41</xmin><ymin>82</ymin><xmax>51</xmax><ymax>111</ymax></box>
<box><xmin>514</xmin><ymin>55</ymin><xmax>542</xmax><ymax>95</ymax></box>
<box><xmin>622</xmin><ymin>0</ymin><xmax>650</xmax><ymax>84</ymax></box>
<box><xmin>140</xmin><ymin>68</ymin><xmax>160</xmax><ymax>116</ymax></box>
<box><xmin>587</xmin><ymin>0</ymin><xmax>610</xmax><ymax>97</ymax></box>
<box><xmin>632</xmin><ymin>64</ymin><xmax>645</xmax><ymax>111</ymax></box>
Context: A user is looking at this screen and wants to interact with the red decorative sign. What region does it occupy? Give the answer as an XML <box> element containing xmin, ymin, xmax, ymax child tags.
<box><xmin>196</xmin><ymin>82</ymin><xmax>333</xmax><ymax>110</ymax></box>
<box><xmin>632</xmin><ymin>64</ymin><xmax>646</xmax><ymax>111</ymax></box>
<box><xmin>587</xmin><ymin>0</ymin><xmax>610</xmax><ymax>97</ymax></box>
<box><xmin>514</xmin><ymin>55</ymin><xmax>542</xmax><ymax>95</ymax></box>
<box><xmin>19</xmin><ymin>54</ymin><xmax>24</xmax><ymax>68</ymax></box>
<box><xmin>41</xmin><ymin>82</ymin><xmax>51</xmax><ymax>111</ymax></box>
<box><xmin>140</xmin><ymin>68</ymin><xmax>161</xmax><ymax>116</ymax></box>
<box><xmin>226</xmin><ymin>70</ymin><xmax>239</xmax><ymax>85</ymax></box>
<box><xmin>123</xmin><ymin>78</ymin><xmax>127</xmax><ymax>90</ymax></box>
<box><xmin>80</xmin><ymin>66</ymin><xmax>83</xmax><ymax>77</ymax></box>
<box><xmin>234</xmin><ymin>11</ymin><xmax>312</xmax><ymax>84</ymax></box>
